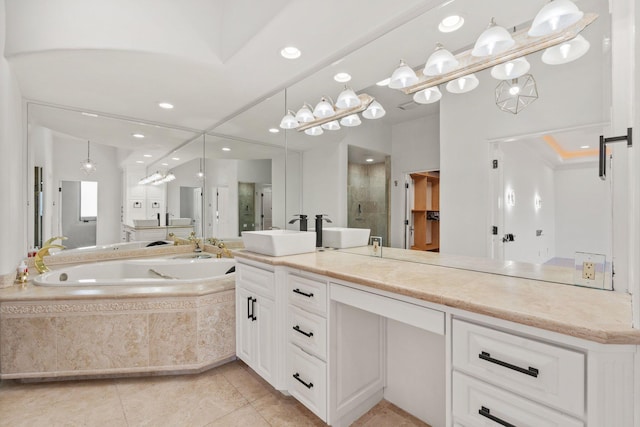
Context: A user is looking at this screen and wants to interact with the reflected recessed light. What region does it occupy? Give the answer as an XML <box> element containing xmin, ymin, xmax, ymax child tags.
<box><xmin>143</xmin><ymin>154</ymin><xmax>152</xmax><ymax>158</ymax></box>
<box><xmin>158</xmin><ymin>102</ymin><xmax>174</xmax><ymax>109</ymax></box>
<box><xmin>161</xmin><ymin>163</ymin><xmax>169</xmax><ymax>166</ymax></box>
<box><xmin>280</xmin><ymin>46</ymin><xmax>301</xmax><ymax>59</ymax></box>
<box><xmin>171</xmin><ymin>157</ymin><xmax>180</xmax><ymax>161</ymax></box>
<box><xmin>334</xmin><ymin>72</ymin><xmax>352</xmax><ymax>83</ymax></box>
<box><xmin>136</xmin><ymin>160</ymin><xmax>144</xmax><ymax>164</ymax></box>
<box><xmin>366</xmin><ymin>158</ymin><xmax>374</xmax><ymax>163</ymax></box>
<box><xmin>269</xmin><ymin>128</ymin><xmax>280</xmax><ymax>133</ymax></box>
<box><xmin>222</xmin><ymin>147</ymin><xmax>231</xmax><ymax>152</ymax></box>
<box><xmin>439</xmin><ymin>15</ymin><xmax>464</xmax><ymax>33</ymax></box>
<box><xmin>376</xmin><ymin>78</ymin><xmax>391</xmax><ymax>86</ymax></box>
<box><xmin>81</xmin><ymin>112</ymin><xmax>98</xmax><ymax>118</ymax></box>
<box><xmin>580</xmin><ymin>145</ymin><xmax>590</xmax><ymax>149</ymax></box>
<box><xmin>132</xmin><ymin>133</ymin><xmax>145</xmax><ymax>139</ymax></box>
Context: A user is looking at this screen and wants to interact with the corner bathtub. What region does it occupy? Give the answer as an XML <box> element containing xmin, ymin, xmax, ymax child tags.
<box><xmin>34</xmin><ymin>257</ymin><xmax>235</xmax><ymax>286</ymax></box>
<box><xmin>49</xmin><ymin>240</ymin><xmax>173</xmax><ymax>256</ymax></box>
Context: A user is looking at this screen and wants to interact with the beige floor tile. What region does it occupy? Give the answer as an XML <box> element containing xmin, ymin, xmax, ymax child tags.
<box><xmin>116</xmin><ymin>370</ymin><xmax>247</xmax><ymax>426</ymax></box>
<box><xmin>251</xmin><ymin>391</ymin><xmax>326</xmax><ymax>427</ymax></box>
<box><xmin>217</xmin><ymin>361</ymin><xmax>272</xmax><ymax>403</ymax></box>
<box><xmin>352</xmin><ymin>400</ymin><xmax>431</xmax><ymax>427</ymax></box>
<box><xmin>0</xmin><ymin>379</ymin><xmax>127</xmax><ymax>427</ymax></box>
<box><xmin>204</xmin><ymin>403</ymin><xmax>270</xmax><ymax>427</ymax></box>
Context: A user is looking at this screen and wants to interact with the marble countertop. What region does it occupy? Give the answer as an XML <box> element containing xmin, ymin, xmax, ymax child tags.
<box><xmin>234</xmin><ymin>248</ymin><xmax>640</xmax><ymax>345</ymax></box>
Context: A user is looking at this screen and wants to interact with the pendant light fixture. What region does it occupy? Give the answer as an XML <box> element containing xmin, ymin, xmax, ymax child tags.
<box><xmin>321</xmin><ymin>120</ymin><xmax>341</xmax><ymax>131</ymax></box>
<box><xmin>335</xmin><ymin>86</ymin><xmax>361</xmax><ymax>109</ymax></box>
<box><xmin>304</xmin><ymin>126</ymin><xmax>324</xmax><ymax>136</ymax></box>
<box><xmin>389</xmin><ymin>60</ymin><xmax>419</xmax><ymax>89</ymax></box>
<box><xmin>313</xmin><ymin>97</ymin><xmax>335</xmax><ymax>118</ymax></box>
<box><xmin>541</xmin><ymin>34</ymin><xmax>590</xmax><ymax>64</ymax></box>
<box><xmin>529</xmin><ymin>0</ymin><xmax>584</xmax><ymax>37</ymax></box>
<box><xmin>295</xmin><ymin>104</ymin><xmax>315</xmax><ymax>123</ymax></box>
<box><xmin>472</xmin><ymin>18</ymin><xmax>515</xmax><ymax>57</ymax></box>
<box><xmin>423</xmin><ymin>44</ymin><xmax>459</xmax><ymax>76</ymax></box>
<box><xmin>491</xmin><ymin>57</ymin><xmax>531</xmax><ymax>80</ymax></box>
<box><xmin>80</xmin><ymin>140</ymin><xmax>97</xmax><ymax>174</ymax></box>
<box><xmin>445</xmin><ymin>73</ymin><xmax>479</xmax><ymax>94</ymax></box>
<box><xmin>495</xmin><ymin>74</ymin><xmax>539</xmax><ymax>114</ymax></box>
<box><xmin>362</xmin><ymin>100</ymin><xmax>386</xmax><ymax>119</ymax></box>
<box><xmin>340</xmin><ymin>114</ymin><xmax>362</xmax><ymax>127</ymax></box>
<box><xmin>279</xmin><ymin>110</ymin><xmax>299</xmax><ymax>129</ymax></box>
<box><xmin>413</xmin><ymin>87</ymin><xmax>442</xmax><ymax>104</ymax></box>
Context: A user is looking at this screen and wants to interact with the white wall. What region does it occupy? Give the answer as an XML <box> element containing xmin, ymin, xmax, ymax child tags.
<box><xmin>0</xmin><ymin>0</ymin><xmax>25</xmax><ymax>277</ymax></box>
<box><xmin>390</xmin><ymin>114</ymin><xmax>440</xmax><ymax>248</ymax></box>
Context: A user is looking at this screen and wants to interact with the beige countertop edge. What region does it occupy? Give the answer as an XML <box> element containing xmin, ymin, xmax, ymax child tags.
<box><xmin>234</xmin><ymin>251</ymin><xmax>640</xmax><ymax>345</ymax></box>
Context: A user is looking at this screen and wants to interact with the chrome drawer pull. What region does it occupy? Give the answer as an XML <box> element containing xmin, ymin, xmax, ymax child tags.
<box><xmin>479</xmin><ymin>351</ymin><xmax>539</xmax><ymax>378</ymax></box>
<box><xmin>293</xmin><ymin>288</ymin><xmax>314</xmax><ymax>298</ymax></box>
<box><xmin>292</xmin><ymin>372</ymin><xmax>313</xmax><ymax>389</ymax></box>
<box><xmin>478</xmin><ymin>406</ymin><xmax>516</xmax><ymax>427</ymax></box>
<box><xmin>293</xmin><ymin>325</ymin><xmax>314</xmax><ymax>338</ymax></box>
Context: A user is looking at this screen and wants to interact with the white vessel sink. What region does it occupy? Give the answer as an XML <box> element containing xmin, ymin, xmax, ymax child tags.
<box><xmin>133</xmin><ymin>219</ymin><xmax>158</xmax><ymax>227</ymax></box>
<box><xmin>322</xmin><ymin>227</ymin><xmax>370</xmax><ymax>249</ymax></box>
<box><xmin>170</xmin><ymin>218</ymin><xmax>192</xmax><ymax>226</ymax></box>
<box><xmin>242</xmin><ymin>230</ymin><xmax>316</xmax><ymax>256</ymax></box>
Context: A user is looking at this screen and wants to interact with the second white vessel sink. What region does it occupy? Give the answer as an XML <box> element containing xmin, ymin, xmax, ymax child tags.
<box><xmin>322</xmin><ymin>227</ymin><xmax>370</xmax><ymax>248</ymax></box>
<box><xmin>242</xmin><ymin>230</ymin><xmax>316</xmax><ymax>256</ymax></box>
<box><xmin>133</xmin><ymin>219</ymin><xmax>158</xmax><ymax>227</ymax></box>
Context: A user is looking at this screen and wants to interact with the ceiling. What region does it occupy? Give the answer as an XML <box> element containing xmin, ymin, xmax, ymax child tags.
<box><xmin>7</xmin><ymin>0</ymin><xmax>606</xmax><ymax>169</ymax></box>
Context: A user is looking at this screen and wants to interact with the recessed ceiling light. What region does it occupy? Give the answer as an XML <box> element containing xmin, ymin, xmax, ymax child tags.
<box><xmin>132</xmin><ymin>133</ymin><xmax>145</xmax><ymax>139</ymax></box>
<box><xmin>161</xmin><ymin>163</ymin><xmax>169</xmax><ymax>166</ymax></box>
<box><xmin>366</xmin><ymin>158</ymin><xmax>374</xmax><ymax>163</ymax></box>
<box><xmin>334</xmin><ymin>72</ymin><xmax>352</xmax><ymax>83</ymax></box>
<box><xmin>158</xmin><ymin>102</ymin><xmax>174</xmax><ymax>109</ymax></box>
<box><xmin>439</xmin><ymin>15</ymin><xmax>464</xmax><ymax>33</ymax></box>
<box><xmin>580</xmin><ymin>145</ymin><xmax>590</xmax><ymax>149</ymax></box>
<box><xmin>135</xmin><ymin>160</ymin><xmax>144</xmax><ymax>164</ymax></box>
<box><xmin>222</xmin><ymin>147</ymin><xmax>231</xmax><ymax>152</ymax></box>
<box><xmin>143</xmin><ymin>154</ymin><xmax>152</xmax><ymax>158</ymax></box>
<box><xmin>81</xmin><ymin>112</ymin><xmax>98</xmax><ymax>118</ymax></box>
<box><xmin>171</xmin><ymin>157</ymin><xmax>180</xmax><ymax>161</ymax></box>
<box><xmin>280</xmin><ymin>46</ymin><xmax>301</xmax><ymax>59</ymax></box>
<box><xmin>376</xmin><ymin>78</ymin><xmax>391</xmax><ymax>86</ymax></box>
<box><xmin>269</xmin><ymin>128</ymin><xmax>280</xmax><ymax>133</ymax></box>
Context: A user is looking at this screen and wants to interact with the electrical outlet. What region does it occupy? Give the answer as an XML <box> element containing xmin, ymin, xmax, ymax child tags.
<box><xmin>582</xmin><ymin>262</ymin><xmax>595</xmax><ymax>280</ymax></box>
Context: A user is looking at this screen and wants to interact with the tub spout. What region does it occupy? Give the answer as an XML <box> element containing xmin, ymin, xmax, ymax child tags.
<box><xmin>35</xmin><ymin>237</ymin><xmax>68</xmax><ymax>274</ymax></box>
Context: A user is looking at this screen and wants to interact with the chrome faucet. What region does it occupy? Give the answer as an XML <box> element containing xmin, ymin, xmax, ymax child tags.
<box><xmin>34</xmin><ymin>236</ymin><xmax>67</xmax><ymax>274</ymax></box>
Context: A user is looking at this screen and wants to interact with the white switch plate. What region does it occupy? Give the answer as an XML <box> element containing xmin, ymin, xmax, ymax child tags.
<box><xmin>574</xmin><ymin>252</ymin><xmax>607</xmax><ymax>289</ymax></box>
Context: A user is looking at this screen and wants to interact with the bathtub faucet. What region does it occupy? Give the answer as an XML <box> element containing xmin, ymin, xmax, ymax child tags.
<box><xmin>188</xmin><ymin>231</ymin><xmax>202</xmax><ymax>252</ymax></box>
<box><xmin>216</xmin><ymin>241</ymin><xmax>233</xmax><ymax>259</ymax></box>
<box><xmin>35</xmin><ymin>236</ymin><xmax>68</xmax><ymax>274</ymax></box>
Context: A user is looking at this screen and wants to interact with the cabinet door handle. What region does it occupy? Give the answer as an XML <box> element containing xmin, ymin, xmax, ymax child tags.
<box><xmin>251</xmin><ymin>297</ymin><xmax>257</xmax><ymax>321</ymax></box>
<box><xmin>292</xmin><ymin>372</ymin><xmax>313</xmax><ymax>389</ymax></box>
<box><xmin>247</xmin><ymin>296</ymin><xmax>253</xmax><ymax>320</ymax></box>
<box><xmin>292</xmin><ymin>325</ymin><xmax>314</xmax><ymax>338</ymax></box>
<box><xmin>478</xmin><ymin>406</ymin><xmax>516</xmax><ymax>427</ymax></box>
<box><xmin>292</xmin><ymin>288</ymin><xmax>314</xmax><ymax>298</ymax></box>
<box><xmin>479</xmin><ymin>351</ymin><xmax>539</xmax><ymax>378</ymax></box>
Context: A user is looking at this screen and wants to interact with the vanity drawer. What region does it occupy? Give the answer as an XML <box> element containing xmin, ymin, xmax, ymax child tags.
<box><xmin>452</xmin><ymin>319</ymin><xmax>585</xmax><ymax>417</ymax></box>
<box><xmin>288</xmin><ymin>343</ymin><xmax>327</xmax><ymax>422</ymax></box>
<box><xmin>287</xmin><ymin>274</ymin><xmax>327</xmax><ymax>316</ymax></box>
<box><xmin>288</xmin><ymin>305</ymin><xmax>327</xmax><ymax>360</ymax></box>
<box><xmin>237</xmin><ymin>263</ymin><xmax>275</xmax><ymax>297</ymax></box>
<box><xmin>452</xmin><ymin>372</ymin><xmax>583</xmax><ymax>427</ymax></box>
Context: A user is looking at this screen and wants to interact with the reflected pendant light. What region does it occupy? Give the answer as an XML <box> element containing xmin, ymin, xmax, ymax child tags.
<box><xmin>80</xmin><ymin>140</ymin><xmax>97</xmax><ymax>174</ymax></box>
<box><xmin>335</xmin><ymin>87</ymin><xmax>361</xmax><ymax>109</ymax></box>
<box><xmin>313</xmin><ymin>97</ymin><xmax>335</xmax><ymax>118</ymax></box>
<box><xmin>472</xmin><ymin>18</ymin><xmax>515</xmax><ymax>57</ymax></box>
<box><xmin>491</xmin><ymin>57</ymin><xmax>531</xmax><ymax>80</ymax></box>
<box><xmin>321</xmin><ymin>120</ymin><xmax>341</xmax><ymax>131</ymax></box>
<box><xmin>529</xmin><ymin>0</ymin><xmax>584</xmax><ymax>37</ymax></box>
<box><xmin>413</xmin><ymin>87</ymin><xmax>442</xmax><ymax>104</ymax></box>
<box><xmin>279</xmin><ymin>110</ymin><xmax>299</xmax><ymax>129</ymax></box>
<box><xmin>295</xmin><ymin>104</ymin><xmax>315</xmax><ymax>123</ymax></box>
<box><xmin>362</xmin><ymin>100</ymin><xmax>386</xmax><ymax>119</ymax></box>
<box><xmin>423</xmin><ymin>44</ymin><xmax>459</xmax><ymax>76</ymax></box>
<box><xmin>340</xmin><ymin>114</ymin><xmax>362</xmax><ymax>127</ymax></box>
<box><xmin>389</xmin><ymin>60</ymin><xmax>419</xmax><ymax>89</ymax></box>
<box><xmin>495</xmin><ymin>74</ymin><xmax>539</xmax><ymax>114</ymax></box>
<box><xmin>304</xmin><ymin>126</ymin><xmax>324</xmax><ymax>136</ymax></box>
<box><xmin>541</xmin><ymin>34</ymin><xmax>590</xmax><ymax>64</ymax></box>
<box><xmin>445</xmin><ymin>73</ymin><xmax>479</xmax><ymax>94</ymax></box>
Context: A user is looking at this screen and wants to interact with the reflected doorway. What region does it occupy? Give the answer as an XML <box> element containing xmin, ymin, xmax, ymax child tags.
<box><xmin>238</xmin><ymin>182</ymin><xmax>255</xmax><ymax>234</ymax></box>
<box><xmin>60</xmin><ymin>180</ymin><xmax>97</xmax><ymax>249</ymax></box>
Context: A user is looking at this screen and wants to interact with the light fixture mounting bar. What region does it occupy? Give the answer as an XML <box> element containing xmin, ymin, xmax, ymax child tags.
<box><xmin>296</xmin><ymin>94</ymin><xmax>375</xmax><ymax>132</ymax></box>
<box><xmin>402</xmin><ymin>13</ymin><xmax>598</xmax><ymax>95</ymax></box>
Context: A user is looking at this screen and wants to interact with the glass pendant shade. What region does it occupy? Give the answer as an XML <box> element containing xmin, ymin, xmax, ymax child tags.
<box><xmin>445</xmin><ymin>73</ymin><xmax>479</xmax><ymax>94</ymax></box>
<box><xmin>423</xmin><ymin>44</ymin><xmax>459</xmax><ymax>76</ymax></box>
<box><xmin>472</xmin><ymin>19</ymin><xmax>515</xmax><ymax>57</ymax></box>
<box><xmin>279</xmin><ymin>110</ymin><xmax>299</xmax><ymax>129</ymax></box>
<box><xmin>304</xmin><ymin>126</ymin><xmax>324</xmax><ymax>136</ymax></box>
<box><xmin>491</xmin><ymin>57</ymin><xmax>531</xmax><ymax>80</ymax></box>
<box><xmin>541</xmin><ymin>34</ymin><xmax>590</xmax><ymax>64</ymax></box>
<box><xmin>528</xmin><ymin>0</ymin><xmax>584</xmax><ymax>37</ymax></box>
<box><xmin>335</xmin><ymin>87</ymin><xmax>361</xmax><ymax>109</ymax></box>
<box><xmin>340</xmin><ymin>114</ymin><xmax>362</xmax><ymax>127</ymax></box>
<box><xmin>362</xmin><ymin>100</ymin><xmax>386</xmax><ymax>119</ymax></box>
<box><xmin>321</xmin><ymin>120</ymin><xmax>341</xmax><ymax>131</ymax></box>
<box><xmin>80</xmin><ymin>141</ymin><xmax>97</xmax><ymax>174</ymax></box>
<box><xmin>413</xmin><ymin>87</ymin><xmax>442</xmax><ymax>104</ymax></box>
<box><xmin>295</xmin><ymin>104</ymin><xmax>315</xmax><ymax>123</ymax></box>
<box><xmin>495</xmin><ymin>74</ymin><xmax>538</xmax><ymax>114</ymax></box>
<box><xmin>389</xmin><ymin>60</ymin><xmax>419</xmax><ymax>89</ymax></box>
<box><xmin>313</xmin><ymin>97</ymin><xmax>335</xmax><ymax>118</ymax></box>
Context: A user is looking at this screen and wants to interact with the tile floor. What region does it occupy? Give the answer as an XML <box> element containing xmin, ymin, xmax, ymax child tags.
<box><xmin>0</xmin><ymin>360</ymin><xmax>430</xmax><ymax>427</ymax></box>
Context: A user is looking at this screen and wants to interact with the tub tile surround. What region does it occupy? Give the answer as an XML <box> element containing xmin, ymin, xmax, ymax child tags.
<box><xmin>234</xmin><ymin>249</ymin><xmax>640</xmax><ymax>345</ymax></box>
